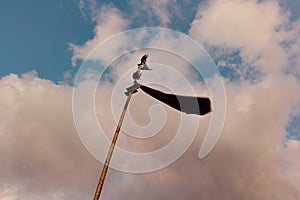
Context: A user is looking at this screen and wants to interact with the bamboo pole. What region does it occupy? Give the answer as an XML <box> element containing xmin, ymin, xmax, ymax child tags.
<box><xmin>93</xmin><ymin>92</ymin><xmax>133</xmax><ymax>200</ymax></box>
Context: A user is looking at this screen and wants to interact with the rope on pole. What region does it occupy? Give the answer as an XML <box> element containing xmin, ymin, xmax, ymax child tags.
<box><xmin>93</xmin><ymin>92</ymin><xmax>133</xmax><ymax>200</ymax></box>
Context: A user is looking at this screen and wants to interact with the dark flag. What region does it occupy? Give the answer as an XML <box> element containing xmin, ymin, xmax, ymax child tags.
<box><xmin>140</xmin><ymin>85</ymin><xmax>211</xmax><ymax>116</ymax></box>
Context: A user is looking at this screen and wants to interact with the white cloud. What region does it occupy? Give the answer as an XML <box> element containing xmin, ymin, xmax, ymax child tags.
<box><xmin>188</xmin><ymin>0</ymin><xmax>300</xmax><ymax>198</ymax></box>
<box><xmin>190</xmin><ymin>0</ymin><xmax>283</xmax><ymax>48</ymax></box>
<box><xmin>0</xmin><ymin>72</ymin><xmax>99</xmax><ymax>199</ymax></box>
<box><xmin>69</xmin><ymin>0</ymin><xmax>300</xmax><ymax>198</ymax></box>
<box><xmin>0</xmin><ymin>184</ymin><xmax>17</xmax><ymax>200</ymax></box>
<box><xmin>79</xmin><ymin>0</ymin><xmax>98</xmax><ymax>22</ymax></box>
<box><xmin>98</xmin><ymin>75</ymin><xmax>300</xmax><ymax>199</ymax></box>
<box><xmin>130</xmin><ymin>0</ymin><xmax>179</xmax><ymax>26</ymax></box>
<box><xmin>79</xmin><ymin>0</ymin><xmax>180</xmax><ymax>26</ymax></box>
<box><xmin>284</xmin><ymin>140</ymin><xmax>300</xmax><ymax>191</ymax></box>
<box><xmin>2</xmin><ymin>0</ymin><xmax>300</xmax><ymax>199</ymax></box>
<box><xmin>189</xmin><ymin>0</ymin><xmax>296</xmax><ymax>78</ymax></box>
<box><xmin>69</xmin><ymin>5</ymin><xmax>130</xmax><ymax>66</ymax></box>
<box><xmin>2</xmin><ymin>69</ymin><xmax>300</xmax><ymax>199</ymax></box>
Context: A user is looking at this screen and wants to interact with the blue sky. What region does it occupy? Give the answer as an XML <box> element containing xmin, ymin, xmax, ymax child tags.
<box><xmin>0</xmin><ymin>0</ymin><xmax>206</xmax><ymax>83</ymax></box>
<box><xmin>1</xmin><ymin>0</ymin><xmax>300</xmax><ymax>199</ymax></box>
<box><xmin>1</xmin><ymin>0</ymin><xmax>299</xmax><ymax>82</ymax></box>
<box><xmin>282</xmin><ymin>0</ymin><xmax>300</xmax><ymax>21</ymax></box>
<box><xmin>0</xmin><ymin>0</ymin><xmax>94</xmax><ymax>81</ymax></box>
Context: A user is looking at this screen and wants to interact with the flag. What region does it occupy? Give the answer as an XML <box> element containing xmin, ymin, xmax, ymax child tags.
<box><xmin>140</xmin><ymin>85</ymin><xmax>211</xmax><ymax>115</ymax></box>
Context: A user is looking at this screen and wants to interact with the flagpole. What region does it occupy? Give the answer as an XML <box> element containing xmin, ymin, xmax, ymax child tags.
<box><xmin>93</xmin><ymin>92</ymin><xmax>133</xmax><ymax>200</ymax></box>
<box><xmin>93</xmin><ymin>54</ymin><xmax>149</xmax><ymax>200</ymax></box>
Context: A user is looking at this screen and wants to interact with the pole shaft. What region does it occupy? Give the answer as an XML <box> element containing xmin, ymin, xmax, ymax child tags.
<box><xmin>93</xmin><ymin>92</ymin><xmax>133</xmax><ymax>200</ymax></box>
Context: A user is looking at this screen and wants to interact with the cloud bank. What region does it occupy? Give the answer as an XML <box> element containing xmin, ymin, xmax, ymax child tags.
<box><xmin>1</xmin><ymin>0</ymin><xmax>300</xmax><ymax>199</ymax></box>
<box><xmin>0</xmin><ymin>72</ymin><xmax>100</xmax><ymax>199</ymax></box>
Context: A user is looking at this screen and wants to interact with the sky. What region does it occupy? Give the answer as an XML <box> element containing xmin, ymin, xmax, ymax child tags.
<box><xmin>1</xmin><ymin>0</ymin><xmax>300</xmax><ymax>199</ymax></box>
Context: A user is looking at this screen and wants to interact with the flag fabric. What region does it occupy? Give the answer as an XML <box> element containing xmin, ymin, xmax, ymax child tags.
<box><xmin>140</xmin><ymin>85</ymin><xmax>211</xmax><ymax>115</ymax></box>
